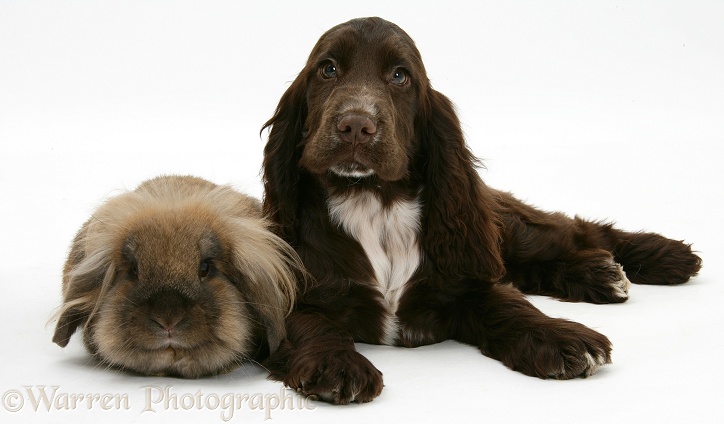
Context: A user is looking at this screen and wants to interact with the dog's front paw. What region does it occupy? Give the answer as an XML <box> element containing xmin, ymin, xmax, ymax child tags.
<box><xmin>502</xmin><ymin>318</ymin><xmax>612</xmax><ymax>379</ymax></box>
<box><xmin>284</xmin><ymin>349</ymin><xmax>383</xmax><ymax>404</ymax></box>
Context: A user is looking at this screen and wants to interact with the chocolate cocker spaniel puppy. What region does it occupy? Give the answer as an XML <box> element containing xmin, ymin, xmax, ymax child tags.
<box><xmin>261</xmin><ymin>17</ymin><xmax>702</xmax><ymax>404</ymax></box>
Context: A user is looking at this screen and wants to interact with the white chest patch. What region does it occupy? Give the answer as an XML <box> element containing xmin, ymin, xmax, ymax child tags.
<box><xmin>327</xmin><ymin>191</ymin><xmax>421</xmax><ymax>345</ymax></box>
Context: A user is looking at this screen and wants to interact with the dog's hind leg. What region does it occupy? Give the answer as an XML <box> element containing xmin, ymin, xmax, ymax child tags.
<box><xmin>496</xmin><ymin>191</ymin><xmax>701</xmax><ymax>303</ymax></box>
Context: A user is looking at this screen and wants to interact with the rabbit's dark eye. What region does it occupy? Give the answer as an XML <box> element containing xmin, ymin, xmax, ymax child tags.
<box><xmin>199</xmin><ymin>259</ymin><xmax>213</xmax><ymax>279</ymax></box>
<box><xmin>128</xmin><ymin>263</ymin><xmax>139</xmax><ymax>280</ymax></box>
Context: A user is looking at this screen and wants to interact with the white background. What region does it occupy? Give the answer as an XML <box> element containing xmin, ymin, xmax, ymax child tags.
<box><xmin>2</xmin><ymin>1</ymin><xmax>723</xmax><ymax>423</ymax></box>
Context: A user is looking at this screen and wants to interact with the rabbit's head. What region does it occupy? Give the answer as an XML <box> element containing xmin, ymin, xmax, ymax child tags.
<box><xmin>52</xmin><ymin>176</ymin><xmax>299</xmax><ymax>378</ymax></box>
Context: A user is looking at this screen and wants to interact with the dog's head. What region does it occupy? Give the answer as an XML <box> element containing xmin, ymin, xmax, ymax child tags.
<box><xmin>52</xmin><ymin>176</ymin><xmax>299</xmax><ymax>378</ymax></box>
<box><xmin>294</xmin><ymin>17</ymin><xmax>427</xmax><ymax>181</ymax></box>
<box><xmin>262</xmin><ymin>17</ymin><xmax>505</xmax><ymax>281</ymax></box>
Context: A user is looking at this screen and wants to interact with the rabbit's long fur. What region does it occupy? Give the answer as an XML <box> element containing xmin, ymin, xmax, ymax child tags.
<box><xmin>53</xmin><ymin>175</ymin><xmax>299</xmax><ymax>378</ymax></box>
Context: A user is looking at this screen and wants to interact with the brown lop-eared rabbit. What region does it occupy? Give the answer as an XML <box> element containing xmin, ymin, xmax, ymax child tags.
<box><xmin>52</xmin><ymin>175</ymin><xmax>301</xmax><ymax>378</ymax></box>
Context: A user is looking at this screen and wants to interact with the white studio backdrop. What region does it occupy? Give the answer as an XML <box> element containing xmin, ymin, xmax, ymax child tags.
<box><xmin>1</xmin><ymin>1</ymin><xmax>723</xmax><ymax>423</ymax></box>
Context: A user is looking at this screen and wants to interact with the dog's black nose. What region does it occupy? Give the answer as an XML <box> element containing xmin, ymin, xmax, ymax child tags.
<box><xmin>337</xmin><ymin>114</ymin><xmax>377</xmax><ymax>145</ymax></box>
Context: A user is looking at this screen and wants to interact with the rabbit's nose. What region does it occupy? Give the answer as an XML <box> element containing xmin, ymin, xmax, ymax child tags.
<box><xmin>150</xmin><ymin>315</ymin><xmax>185</xmax><ymax>334</ymax></box>
<box><xmin>147</xmin><ymin>289</ymin><xmax>190</xmax><ymax>334</ymax></box>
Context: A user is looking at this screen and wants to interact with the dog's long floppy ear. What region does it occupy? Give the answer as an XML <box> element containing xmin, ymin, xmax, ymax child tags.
<box><xmin>416</xmin><ymin>87</ymin><xmax>505</xmax><ymax>282</ymax></box>
<box><xmin>261</xmin><ymin>74</ymin><xmax>309</xmax><ymax>245</ymax></box>
<box><xmin>52</xmin><ymin>221</ymin><xmax>113</xmax><ymax>347</ymax></box>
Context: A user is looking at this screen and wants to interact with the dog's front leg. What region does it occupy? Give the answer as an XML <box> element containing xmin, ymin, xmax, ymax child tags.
<box><xmin>264</xmin><ymin>309</ymin><xmax>384</xmax><ymax>404</ymax></box>
<box><xmin>399</xmin><ymin>280</ymin><xmax>612</xmax><ymax>379</ymax></box>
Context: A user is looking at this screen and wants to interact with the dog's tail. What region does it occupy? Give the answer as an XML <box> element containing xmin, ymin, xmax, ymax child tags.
<box><xmin>606</xmin><ymin>225</ymin><xmax>702</xmax><ymax>285</ymax></box>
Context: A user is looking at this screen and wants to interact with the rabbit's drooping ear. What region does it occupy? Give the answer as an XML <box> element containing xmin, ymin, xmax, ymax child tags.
<box><xmin>228</xmin><ymin>222</ymin><xmax>299</xmax><ymax>353</ymax></box>
<box><xmin>52</xmin><ymin>221</ymin><xmax>113</xmax><ymax>347</ymax></box>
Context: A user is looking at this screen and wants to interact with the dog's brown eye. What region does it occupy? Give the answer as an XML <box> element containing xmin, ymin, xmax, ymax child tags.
<box><xmin>321</xmin><ymin>62</ymin><xmax>337</xmax><ymax>79</ymax></box>
<box><xmin>199</xmin><ymin>260</ymin><xmax>213</xmax><ymax>279</ymax></box>
<box><xmin>391</xmin><ymin>68</ymin><xmax>408</xmax><ymax>85</ymax></box>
